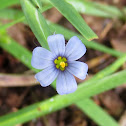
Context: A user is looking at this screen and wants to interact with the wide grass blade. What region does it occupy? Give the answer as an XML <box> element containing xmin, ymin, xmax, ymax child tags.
<box><xmin>20</xmin><ymin>0</ymin><xmax>50</xmax><ymax>49</ymax></box>
<box><xmin>49</xmin><ymin>0</ymin><xmax>98</xmax><ymax>41</ymax></box>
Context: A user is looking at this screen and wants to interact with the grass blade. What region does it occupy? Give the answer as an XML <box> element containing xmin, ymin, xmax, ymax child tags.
<box><xmin>77</xmin><ymin>99</ymin><xmax>119</xmax><ymax>126</ymax></box>
<box><xmin>49</xmin><ymin>0</ymin><xmax>98</xmax><ymax>40</ymax></box>
<box><xmin>20</xmin><ymin>0</ymin><xmax>50</xmax><ymax>49</ymax></box>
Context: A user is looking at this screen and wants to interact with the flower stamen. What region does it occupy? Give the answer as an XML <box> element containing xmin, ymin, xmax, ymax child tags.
<box><xmin>54</xmin><ymin>56</ymin><xmax>68</xmax><ymax>71</ymax></box>
<box><xmin>60</xmin><ymin>62</ymin><xmax>65</xmax><ymax>68</ymax></box>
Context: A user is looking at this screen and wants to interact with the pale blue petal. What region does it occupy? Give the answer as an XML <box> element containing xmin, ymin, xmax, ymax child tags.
<box><xmin>67</xmin><ymin>61</ymin><xmax>88</xmax><ymax>80</ymax></box>
<box><xmin>31</xmin><ymin>47</ymin><xmax>54</xmax><ymax>69</ymax></box>
<box><xmin>47</xmin><ymin>34</ymin><xmax>65</xmax><ymax>56</ymax></box>
<box><xmin>65</xmin><ymin>36</ymin><xmax>86</xmax><ymax>61</ymax></box>
<box><xmin>56</xmin><ymin>71</ymin><xmax>77</xmax><ymax>95</ymax></box>
<box><xmin>35</xmin><ymin>66</ymin><xmax>59</xmax><ymax>87</ymax></box>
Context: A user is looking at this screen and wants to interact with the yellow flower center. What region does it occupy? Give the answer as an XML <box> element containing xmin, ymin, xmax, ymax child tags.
<box><xmin>60</xmin><ymin>62</ymin><xmax>65</xmax><ymax>68</ymax></box>
<box><xmin>54</xmin><ymin>56</ymin><xmax>68</xmax><ymax>71</ymax></box>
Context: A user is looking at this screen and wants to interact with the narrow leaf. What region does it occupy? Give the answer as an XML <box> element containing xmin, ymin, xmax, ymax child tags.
<box><xmin>49</xmin><ymin>0</ymin><xmax>98</xmax><ymax>40</ymax></box>
<box><xmin>20</xmin><ymin>0</ymin><xmax>50</xmax><ymax>49</ymax></box>
<box><xmin>77</xmin><ymin>99</ymin><xmax>119</xmax><ymax>126</ymax></box>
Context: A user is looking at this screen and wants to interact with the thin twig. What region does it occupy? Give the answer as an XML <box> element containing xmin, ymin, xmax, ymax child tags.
<box><xmin>0</xmin><ymin>74</ymin><xmax>39</xmax><ymax>87</ymax></box>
